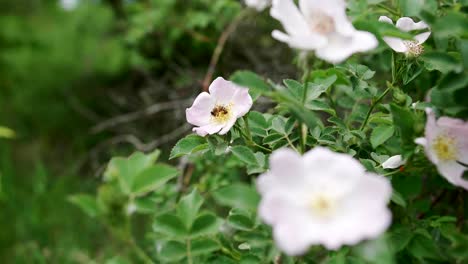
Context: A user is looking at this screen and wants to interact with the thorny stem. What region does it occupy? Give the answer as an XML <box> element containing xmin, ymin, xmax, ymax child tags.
<box><xmin>359</xmin><ymin>86</ymin><xmax>392</xmax><ymax>131</ymax></box>
<box><xmin>300</xmin><ymin>55</ymin><xmax>311</xmax><ymax>154</ymax></box>
<box><xmin>237</xmin><ymin>120</ymin><xmax>272</xmax><ymax>153</ymax></box>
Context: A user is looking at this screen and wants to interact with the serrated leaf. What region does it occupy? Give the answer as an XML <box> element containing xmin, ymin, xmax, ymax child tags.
<box><xmin>227</xmin><ymin>213</ymin><xmax>255</xmax><ymax>231</ymax></box>
<box><xmin>177</xmin><ymin>189</ymin><xmax>204</xmax><ymax>229</ymax></box>
<box><xmin>191</xmin><ymin>238</ymin><xmax>220</xmax><ymax>256</ymax></box>
<box><xmin>68</xmin><ymin>194</ymin><xmax>99</xmax><ymax>218</ymax></box>
<box><xmin>190</xmin><ymin>213</ymin><xmax>222</xmax><ymax>238</ymax></box>
<box><xmin>153</xmin><ymin>213</ymin><xmax>188</xmax><ymax>238</ymax></box>
<box><xmin>131</xmin><ymin>164</ymin><xmax>179</xmax><ymax>196</ymax></box>
<box><xmin>370</xmin><ymin>125</ymin><xmax>395</xmax><ymax>148</ymax></box>
<box><xmin>158</xmin><ymin>241</ymin><xmax>186</xmax><ymax>261</ymax></box>
<box><xmin>170</xmin><ymin>135</ymin><xmax>207</xmax><ymax>159</ymax></box>
<box><xmin>230</xmin><ymin>146</ymin><xmax>258</xmax><ymax>166</ymax></box>
<box><xmin>212</xmin><ymin>183</ymin><xmax>260</xmax><ymax>211</ymax></box>
<box><xmin>230</xmin><ymin>71</ymin><xmax>270</xmax><ymax>101</ymax></box>
<box><xmin>391</xmin><ymin>190</ymin><xmax>407</xmax><ymax>208</ymax></box>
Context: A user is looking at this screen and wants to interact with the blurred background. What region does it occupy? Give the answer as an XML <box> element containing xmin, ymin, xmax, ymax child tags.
<box><xmin>0</xmin><ymin>0</ymin><xmax>296</xmax><ymax>262</ymax></box>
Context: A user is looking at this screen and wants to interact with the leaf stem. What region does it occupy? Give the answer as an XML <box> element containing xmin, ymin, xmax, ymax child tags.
<box><xmin>187</xmin><ymin>239</ymin><xmax>193</xmax><ymax>264</ymax></box>
<box><xmin>359</xmin><ymin>86</ymin><xmax>392</xmax><ymax>131</ymax></box>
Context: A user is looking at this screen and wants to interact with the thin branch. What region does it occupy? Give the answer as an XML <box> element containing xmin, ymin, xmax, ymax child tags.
<box><xmin>90</xmin><ymin>99</ymin><xmax>192</xmax><ymax>133</ymax></box>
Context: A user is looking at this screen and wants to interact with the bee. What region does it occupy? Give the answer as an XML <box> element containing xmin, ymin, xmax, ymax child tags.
<box><xmin>211</xmin><ymin>106</ymin><xmax>228</xmax><ymax>117</ymax></box>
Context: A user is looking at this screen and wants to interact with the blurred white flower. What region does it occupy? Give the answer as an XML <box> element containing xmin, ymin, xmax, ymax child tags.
<box><xmin>257</xmin><ymin>147</ymin><xmax>392</xmax><ymax>255</ymax></box>
<box><xmin>382</xmin><ymin>155</ymin><xmax>405</xmax><ymax>169</ymax></box>
<box><xmin>270</xmin><ymin>0</ymin><xmax>378</xmax><ymax>63</ymax></box>
<box><xmin>378</xmin><ymin>16</ymin><xmax>431</xmax><ymax>57</ymax></box>
<box><xmin>245</xmin><ymin>0</ymin><xmax>271</xmax><ymax>11</ymax></box>
<box><xmin>415</xmin><ymin>109</ymin><xmax>468</xmax><ymax>190</ymax></box>
<box><xmin>126</xmin><ymin>202</ymin><xmax>137</xmax><ymax>215</ymax></box>
<box><xmin>186</xmin><ymin>77</ymin><xmax>252</xmax><ymax>137</ymax></box>
<box><xmin>60</xmin><ymin>0</ymin><xmax>79</xmax><ymax>11</ymax></box>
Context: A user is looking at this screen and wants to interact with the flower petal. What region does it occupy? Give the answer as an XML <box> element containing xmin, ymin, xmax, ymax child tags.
<box><xmin>271</xmin><ymin>0</ymin><xmax>310</xmax><ymax>37</ymax></box>
<box><xmin>271</xmin><ymin>30</ymin><xmax>326</xmax><ymax>50</ymax></box>
<box><xmin>396</xmin><ymin>17</ymin><xmax>429</xmax><ymax>32</ymax></box>
<box><xmin>299</xmin><ymin>0</ymin><xmax>354</xmax><ymax>36</ymax></box>
<box><xmin>315</xmin><ymin>30</ymin><xmax>378</xmax><ymax>64</ymax></box>
<box><xmin>232</xmin><ymin>87</ymin><xmax>253</xmax><ymax>118</ymax></box>
<box><xmin>415</xmin><ymin>31</ymin><xmax>431</xmax><ymax>44</ymax></box>
<box><xmin>193</xmin><ymin>123</ymin><xmax>224</xmax><ymax>137</ymax></box>
<box><xmin>378</xmin><ymin>16</ymin><xmax>394</xmax><ymax>25</ymax></box>
<box><xmin>382</xmin><ymin>155</ymin><xmax>404</xmax><ymax>169</ymax></box>
<box><xmin>186</xmin><ymin>92</ymin><xmax>215</xmax><ymax>126</ymax></box>
<box><xmin>382</xmin><ymin>37</ymin><xmax>408</xmax><ymax>53</ymax></box>
<box><xmin>268</xmin><ymin>148</ymin><xmax>306</xmax><ymax>190</ymax></box>
<box><xmin>208</xmin><ymin>77</ymin><xmax>239</xmax><ymax>104</ymax></box>
<box><xmin>437</xmin><ymin>161</ymin><xmax>468</xmax><ymax>190</ymax></box>
<box><xmin>218</xmin><ymin>117</ymin><xmax>237</xmax><ymax>135</ymax></box>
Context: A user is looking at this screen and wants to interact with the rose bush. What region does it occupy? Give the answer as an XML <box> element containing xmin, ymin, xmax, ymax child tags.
<box><xmin>70</xmin><ymin>0</ymin><xmax>468</xmax><ymax>263</ymax></box>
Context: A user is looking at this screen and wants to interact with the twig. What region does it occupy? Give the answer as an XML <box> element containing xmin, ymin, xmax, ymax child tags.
<box><xmin>202</xmin><ymin>11</ymin><xmax>248</xmax><ymax>91</ymax></box>
<box><xmin>90</xmin><ymin>99</ymin><xmax>192</xmax><ymax>133</ymax></box>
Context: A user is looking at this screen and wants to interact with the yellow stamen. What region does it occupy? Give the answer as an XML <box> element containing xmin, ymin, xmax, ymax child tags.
<box><xmin>432</xmin><ymin>135</ymin><xmax>457</xmax><ymax>161</ymax></box>
<box><xmin>403</xmin><ymin>40</ymin><xmax>424</xmax><ymax>57</ymax></box>
<box><xmin>309</xmin><ymin>195</ymin><xmax>335</xmax><ymax>217</ymax></box>
<box><xmin>210</xmin><ymin>104</ymin><xmax>232</xmax><ymax>124</ymax></box>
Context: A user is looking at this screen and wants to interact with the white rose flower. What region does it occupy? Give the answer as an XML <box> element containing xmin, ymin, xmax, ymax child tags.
<box><xmin>415</xmin><ymin>109</ymin><xmax>468</xmax><ymax>190</ymax></box>
<box><xmin>378</xmin><ymin>16</ymin><xmax>431</xmax><ymax>57</ymax></box>
<box><xmin>186</xmin><ymin>77</ymin><xmax>253</xmax><ymax>137</ymax></box>
<box><xmin>245</xmin><ymin>0</ymin><xmax>271</xmax><ymax>11</ymax></box>
<box><xmin>382</xmin><ymin>155</ymin><xmax>405</xmax><ymax>169</ymax></box>
<box><xmin>270</xmin><ymin>0</ymin><xmax>378</xmax><ymax>63</ymax></box>
<box><xmin>257</xmin><ymin>147</ymin><xmax>392</xmax><ymax>255</ymax></box>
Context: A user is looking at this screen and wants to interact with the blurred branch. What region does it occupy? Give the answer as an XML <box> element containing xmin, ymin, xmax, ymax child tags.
<box><xmin>202</xmin><ymin>10</ymin><xmax>249</xmax><ymax>91</ymax></box>
<box><xmin>90</xmin><ymin>99</ymin><xmax>192</xmax><ymax>133</ymax></box>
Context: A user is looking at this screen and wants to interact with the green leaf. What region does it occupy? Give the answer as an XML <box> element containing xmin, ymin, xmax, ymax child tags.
<box><xmin>191</xmin><ymin>238</ymin><xmax>220</xmax><ymax>256</ymax></box>
<box><xmin>177</xmin><ymin>189</ymin><xmax>204</xmax><ymax>229</ymax></box>
<box><xmin>370</xmin><ymin>125</ymin><xmax>395</xmax><ymax>148</ymax></box>
<box><xmin>170</xmin><ymin>134</ymin><xmax>208</xmax><ymax>159</ymax></box>
<box><xmin>422</xmin><ymin>51</ymin><xmax>463</xmax><ymax>74</ymax></box>
<box><xmin>68</xmin><ymin>194</ymin><xmax>99</xmax><ymax>218</ymax></box>
<box><xmin>227</xmin><ymin>210</ymin><xmax>255</xmax><ymax>231</ymax></box>
<box><xmin>307</xmin><ymin>75</ymin><xmax>337</xmax><ymax>101</ymax></box>
<box><xmin>131</xmin><ymin>164</ymin><xmax>179</xmax><ymax>196</ymax></box>
<box><xmin>390</xmin><ymin>104</ymin><xmax>415</xmax><ymax>150</ymax></box>
<box><xmin>230</xmin><ymin>146</ymin><xmax>258</xmax><ymax>166</ymax></box>
<box><xmin>158</xmin><ymin>241</ymin><xmax>186</xmax><ymax>261</ymax></box>
<box><xmin>230</xmin><ymin>70</ymin><xmax>271</xmax><ymax>101</ymax></box>
<box><xmin>212</xmin><ymin>183</ymin><xmax>260</xmax><ymax>211</ymax></box>
<box><xmin>0</xmin><ymin>126</ymin><xmax>15</xmax><ymax>139</ymax></box>
<box><xmin>408</xmin><ymin>233</ymin><xmax>444</xmax><ymax>260</ymax></box>
<box><xmin>283</xmin><ymin>79</ymin><xmax>304</xmax><ymax>100</ymax></box>
<box><xmin>391</xmin><ymin>190</ymin><xmax>407</xmax><ymax>208</ymax></box>
<box><xmin>190</xmin><ymin>213</ymin><xmax>222</xmax><ymax>238</ymax></box>
<box><xmin>153</xmin><ymin>213</ymin><xmax>188</xmax><ymax>238</ymax></box>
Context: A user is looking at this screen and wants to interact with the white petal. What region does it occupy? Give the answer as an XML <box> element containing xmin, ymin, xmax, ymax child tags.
<box><xmin>382</xmin><ymin>37</ymin><xmax>408</xmax><ymax>53</ymax></box>
<box><xmin>315</xmin><ymin>30</ymin><xmax>378</xmax><ymax>64</ymax></box>
<box><xmin>378</xmin><ymin>16</ymin><xmax>394</xmax><ymax>25</ymax></box>
<box><xmin>232</xmin><ymin>87</ymin><xmax>253</xmax><ymax>118</ymax></box>
<box><xmin>437</xmin><ymin>161</ymin><xmax>468</xmax><ymax>190</ymax></box>
<box><xmin>186</xmin><ymin>92</ymin><xmax>215</xmax><ymax>126</ymax></box>
<box><xmin>271</xmin><ymin>30</ymin><xmax>326</xmax><ymax>50</ymax></box>
<box><xmin>396</xmin><ymin>17</ymin><xmax>429</xmax><ymax>32</ymax></box>
<box><xmin>415</xmin><ymin>137</ymin><xmax>427</xmax><ymax>146</ymax></box>
<box><xmin>302</xmin><ymin>147</ymin><xmax>364</xmax><ymax>196</ymax></box>
<box><xmin>382</xmin><ymin>155</ymin><xmax>405</xmax><ymax>169</ymax></box>
<box><xmin>244</xmin><ymin>0</ymin><xmax>270</xmax><ymax>11</ymax></box>
<box><xmin>193</xmin><ymin>123</ymin><xmax>224</xmax><ymax>137</ymax></box>
<box><xmin>271</xmin><ymin>0</ymin><xmax>310</xmax><ymax>37</ymax></box>
<box><xmin>415</xmin><ymin>31</ymin><xmax>431</xmax><ymax>44</ymax></box>
<box><xmin>218</xmin><ymin>117</ymin><xmax>237</xmax><ymax>135</ymax></box>
<box><xmin>268</xmin><ymin>148</ymin><xmax>307</xmax><ymax>190</ymax></box>
<box><xmin>298</xmin><ymin>0</ymin><xmax>354</xmax><ymax>36</ymax></box>
<box><xmin>208</xmin><ymin>77</ymin><xmax>240</xmax><ymax>104</ymax></box>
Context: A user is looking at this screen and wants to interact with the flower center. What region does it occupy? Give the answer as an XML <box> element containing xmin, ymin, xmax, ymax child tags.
<box><xmin>309</xmin><ymin>195</ymin><xmax>335</xmax><ymax>217</ymax></box>
<box><xmin>210</xmin><ymin>104</ymin><xmax>232</xmax><ymax>124</ymax></box>
<box><xmin>403</xmin><ymin>40</ymin><xmax>424</xmax><ymax>56</ymax></box>
<box><xmin>432</xmin><ymin>135</ymin><xmax>457</xmax><ymax>161</ymax></box>
<box><xmin>309</xmin><ymin>12</ymin><xmax>335</xmax><ymax>35</ymax></box>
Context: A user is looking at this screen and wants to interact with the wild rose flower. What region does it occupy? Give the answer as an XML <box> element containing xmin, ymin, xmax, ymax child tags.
<box><xmin>270</xmin><ymin>0</ymin><xmax>378</xmax><ymax>63</ymax></box>
<box><xmin>415</xmin><ymin>109</ymin><xmax>468</xmax><ymax>190</ymax></box>
<box><xmin>186</xmin><ymin>77</ymin><xmax>253</xmax><ymax>137</ymax></box>
<box><xmin>245</xmin><ymin>0</ymin><xmax>271</xmax><ymax>11</ymax></box>
<box><xmin>378</xmin><ymin>16</ymin><xmax>431</xmax><ymax>57</ymax></box>
<box><xmin>257</xmin><ymin>147</ymin><xmax>392</xmax><ymax>255</ymax></box>
<box><xmin>382</xmin><ymin>155</ymin><xmax>405</xmax><ymax>169</ymax></box>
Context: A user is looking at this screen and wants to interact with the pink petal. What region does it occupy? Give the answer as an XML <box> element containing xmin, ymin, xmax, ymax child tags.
<box><xmin>208</xmin><ymin>77</ymin><xmax>239</xmax><ymax>104</ymax></box>
<box><xmin>382</xmin><ymin>37</ymin><xmax>407</xmax><ymax>53</ymax></box>
<box><xmin>437</xmin><ymin>161</ymin><xmax>468</xmax><ymax>190</ymax></box>
<box><xmin>232</xmin><ymin>87</ymin><xmax>253</xmax><ymax>118</ymax></box>
<box><xmin>269</xmin><ymin>148</ymin><xmax>306</xmax><ymax>190</ymax></box>
<box><xmin>186</xmin><ymin>92</ymin><xmax>215</xmax><ymax>126</ymax></box>
<box><xmin>218</xmin><ymin>117</ymin><xmax>237</xmax><ymax>135</ymax></box>
<box><xmin>271</xmin><ymin>30</ymin><xmax>327</xmax><ymax>50</ymax></box>
<box><xmin>193</xmin><ymin>123</ymin><xmax>224</xmax><ymax>137</ymax></box>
